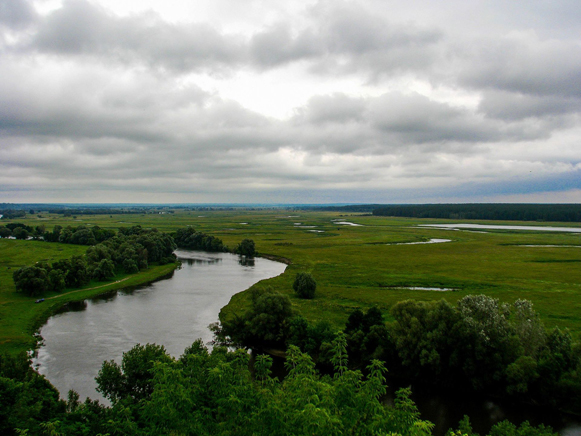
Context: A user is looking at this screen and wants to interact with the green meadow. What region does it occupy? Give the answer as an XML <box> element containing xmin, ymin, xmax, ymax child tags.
<box><xmin>1</xmin><ymin>209</ymin><xmax>581</xmax><ymax>355</ymax></box>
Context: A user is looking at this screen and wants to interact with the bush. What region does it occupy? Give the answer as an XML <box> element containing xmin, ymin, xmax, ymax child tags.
<box><xmin>293</xmin><ymin>272</ymin><xmax>317</xmax><ymax>299</ymax></box>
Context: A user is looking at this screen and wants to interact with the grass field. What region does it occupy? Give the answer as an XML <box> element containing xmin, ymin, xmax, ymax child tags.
<box><xmin>2</xmin><ymin>209</ymin><xmax>581</xmax><ymax>354</ymax></box>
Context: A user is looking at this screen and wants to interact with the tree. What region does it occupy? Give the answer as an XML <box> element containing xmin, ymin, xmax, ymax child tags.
<box><xmin>13</xmin><ymin>266</ymin><xmax>48</xmax><ymax>296</ymax></box>
<box><xmin>247</xmin><ymin>290</ymin><xmax>293</xmax><ymax>344</ymax></box>
<box><xmin>12</xmin><ymin>227</ymin><xmax>29</xmax><ymax>240</ymax></box>
<box><xmin>235</xmin><ymin>239</ymin><xmax>256</xmax><ymax>257</ymax></box>
<box><xmin>48</xmin><ymin>269</ymin><xmax>66</xmax><ymax>292</ymax></box>
<box><xmin>92</xmin><ymin>259</ymin><xmax>116</xmax><ymax>281</ymax></box>
<box><xmin>96</xmin><ymin>343</ymin><xmax>172</xmax><ymax>404</ymax></box>
<box><xmin>293</xmin><ymin>272</ymin><xmax>316</xmax><ymax>299</ymax></box>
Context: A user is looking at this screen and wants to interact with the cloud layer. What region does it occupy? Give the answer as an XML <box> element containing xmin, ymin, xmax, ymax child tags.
<box><xmin>1</xmin><ymin>0</ymin><xmax>580</xmax><ymax>203</ymax></box>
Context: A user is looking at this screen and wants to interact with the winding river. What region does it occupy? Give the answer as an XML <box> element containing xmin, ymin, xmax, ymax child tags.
<box><xmin>33</xmin><ymin>250</ymin><xmax>287</xmax><ymax>402</ymax></box>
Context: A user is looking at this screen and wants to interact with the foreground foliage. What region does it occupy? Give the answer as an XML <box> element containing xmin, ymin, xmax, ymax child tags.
<box><xmin>0</xmin><ymin>339</ymin><xmax>559</xmax><ymax>436</ymax></box>
<box><xmin>222</xmin><ymin>291</ymin><xmax>581</xmax><ymax>414</ymax></box>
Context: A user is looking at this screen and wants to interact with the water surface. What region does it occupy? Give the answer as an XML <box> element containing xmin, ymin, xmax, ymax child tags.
<box><xmin>419</xmin><ymin>224</ymin><xmax>581</xmax><ymax>233</ymax></box>
<box><xmin>33</xmin><ymin>250</ymin><xmax>286</xmax><ymax>402</ymax></box>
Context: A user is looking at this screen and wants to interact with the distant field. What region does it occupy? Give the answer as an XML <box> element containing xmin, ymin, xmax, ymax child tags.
<box><xmin>2</xmin><ymin>210</ymin><xmax>581</xmax><ymax>353</ymax></box>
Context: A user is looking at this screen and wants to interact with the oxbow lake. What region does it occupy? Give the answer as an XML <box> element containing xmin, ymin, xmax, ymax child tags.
<box><xmin>33</xmin><ymin>250</ymin><xmax>286</xmax><ymax>402</ymax></box>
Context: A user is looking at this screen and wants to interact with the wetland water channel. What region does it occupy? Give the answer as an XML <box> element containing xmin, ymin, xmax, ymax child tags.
<box><xmin>33</xmin><ymin>250</ymin><xmax>580</xmax><ymax>435</ymax></box>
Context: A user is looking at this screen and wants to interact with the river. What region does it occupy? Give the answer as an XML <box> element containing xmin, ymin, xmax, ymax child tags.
<box><xmin>33</xmin><ymin>249</ymin><xmax>287</xmax><ymax>402</ymax></box>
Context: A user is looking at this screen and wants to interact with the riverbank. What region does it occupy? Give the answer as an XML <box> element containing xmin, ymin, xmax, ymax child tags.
<box><xmin>0</xmin><ymin>238</ymin><xmax>179</xmax><ymax>355</ymax></box>
<box><xmin>29</xmin><ymin>262</ymin><xmax>180</xmax><ymax>354</ymax></box>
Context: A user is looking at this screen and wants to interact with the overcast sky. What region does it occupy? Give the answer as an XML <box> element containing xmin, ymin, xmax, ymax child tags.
<box><xmin>1</xmin><ymin>0</ymin><xmax>580</xmax><ymax>204</ymax></box>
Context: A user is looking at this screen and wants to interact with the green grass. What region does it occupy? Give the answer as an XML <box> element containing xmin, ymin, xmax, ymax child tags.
<box><xmin>3</xmin><ymin>210</ymin><xmax>581</xmax><ymax>349</ymax></box>
<box><xmin>0</xmin><ymin>238</ymin><xmax>178</xmax><ymax>354</ymax></box>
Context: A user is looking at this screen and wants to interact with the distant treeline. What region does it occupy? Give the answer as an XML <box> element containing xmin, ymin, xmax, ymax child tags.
<box><xmin>311</xmin><ymin>204</ymin><xmax>380</xmax><ymax>213</ymax></box>
<box><xmin>372</xmin><ymin>204</ymin><xmax>581</xmax><ymax>222</ymax></box>
<box><xmin>0</xmin><ymin>203</ymin><xmax>175</xmax><ymax>216</ymax></box>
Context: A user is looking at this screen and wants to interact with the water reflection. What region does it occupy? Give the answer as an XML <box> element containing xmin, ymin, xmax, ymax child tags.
<box><xmin>238</xmin><ymin>257</ymin><xmax>255</xmax><ymax>267</ymax></box>
<box><xmin>55</xmin><ymin>300</ymin><xmax>87</xmax><ymax>314</ymax></box>
<box><xmin>183</xmin><ymin>257</ymin><xmax>222</xmax><ymax>266</ymax></box>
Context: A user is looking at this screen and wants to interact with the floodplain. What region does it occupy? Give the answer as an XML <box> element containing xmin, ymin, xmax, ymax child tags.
<box><xmin>2</xmin><ymin>208</ymin><xmax>581</xmax><ymax>355</ymax></box>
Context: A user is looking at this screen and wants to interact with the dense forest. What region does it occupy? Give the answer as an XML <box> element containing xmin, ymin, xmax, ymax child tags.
<box><xmin>219</xmin><ymin>287</ymin><xmax>581</xmax><ymax>415</ymax></box>
<box><xmin>372</xmin><ymin>204</ymin><xmax>581</xmax><ymax>222</ymax></box>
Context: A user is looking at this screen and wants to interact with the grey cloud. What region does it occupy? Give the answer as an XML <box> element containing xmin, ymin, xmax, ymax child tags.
<box><xmin>16</xmin><ymin>0</ymin><xmax>444</xmax><ymax>78</ymax></box>
<box><xmin>0</xmin><ymin>0</ymin><xmax>36</xmax><ymax>29</ymax></box>
<box><xmin>291</xmin><ymin>91</ymin><xmax>562</xmax><ymax>157</ymax></box>
<box><xmin>295</xmin><ymin>93</ymin><xmax>366</xmax><ymax>124</ymax></box>
<box><xmin>249</xmin><ymin>23</ymin><xmax>321</xmax><ymax>67</ymax></box>
<box><xmin>1</xmin><ymin>0</ymin><xmax>581</xmax><ymax>203</ymax></box>
<box><xmin>459</xmin><ymin>34</ymin><xmax>581</xmax><ymax>98</ymax></box>
<box><xmin>247</xmin><ymin>1</ymin><xmax>443</xmax><ymax>73</ymax></box>
<box><xmin>316</xmin><ymin>1</ymin><xmax>442</xmax><ymax>54</ymax></box>
<box><xmin>479</xmin><ymin>90</ymin><xmax>581</xmax><ymax>120</ymax></box>
<box><xmin>27</xmin><ymin>0</ymin><xmax>244</xmax><ymax>72</ymax></box>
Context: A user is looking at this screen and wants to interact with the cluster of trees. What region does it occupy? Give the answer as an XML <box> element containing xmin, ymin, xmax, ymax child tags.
<box><xmin>372</xmin><ymin>204</ymin><xmax>581</xmax><ymax>222</ymax></box>
<box><xmin>173</xmin><ymin>226</ymin><xmax>227</xmax><ymax>252</ymax></box>
<box><xmin>0</xmin><ymin>223</ymin><xmax>119</xmax><ymax>244</ymax></box>
<box><xmin>377</xmin><ymin>297</ymin><xmax>581</xmax><ymax>411</ymax></box>
<box><xmin>0</xmin><ymin>223</ymin><xmax>41</xmax><ymax>240</ymax></box>
<box><xmin>13</xmin><ymin>227</ymin><xmax>176</xmax><ymax>297</ymax></box>
<box><xmin>0</xmin><ymin>209</ymin><xmax>27</xmax><ymax>219</ymax></box>
<box><xmin>174</xmin><ymin>226</ymin><xmax>258</xmax><ymax>258</ymax></box>
<box><xmin>340</xmin><ymin>297</ymin><xmax>581</xmax><ymax>414</ymax></box>
<box><xmin>221</xmin><ymin>293</ymin><xmax>581</xmax><ymax>415</ymax></box>
<box><xmin>46</xmin><ymin>224</ymin><xmax>117</xmax><ymax>245</ymax></box>
<box><xmin>0</xmin><ymin>338</ymin><xmax>559</xmax><ymax>435</ymax></box>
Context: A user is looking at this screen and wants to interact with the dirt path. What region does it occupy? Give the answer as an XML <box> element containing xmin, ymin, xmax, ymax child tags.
<box><xmin>44</xmin><ymin>277</ymin><xmax>132</xmax><ymax>300</ymax></box>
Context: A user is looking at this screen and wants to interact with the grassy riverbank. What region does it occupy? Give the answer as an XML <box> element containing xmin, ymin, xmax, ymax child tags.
<box><xmin>3</xmin><ymin>209</ymin><xmax>581</xmax><ymax>345</ymax></box>
<box><xmin>0</xmin><ymin>238</ymin><xmax>178</xmax><ymax>355</ymax></box>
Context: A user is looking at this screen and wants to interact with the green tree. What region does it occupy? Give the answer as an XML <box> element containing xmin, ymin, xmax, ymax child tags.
<box><xmin>235</xmin><ymin>238</ymin><xmax>256</xmax><ymax>257</ymax></box>
<box><xmin>47</xmin><ymin>270</ymin><xmax>66</xmax><ymax>293</ymax></box>
<box><xmin>13</xmin><ymin>266</ymin><xmax>48</xmax><ymax>296</ymax></box>
<box><xmin>13</xmin><ymin>227</ymin><xmax>29</xmax><ymax>240</ymax></box>
<box><xmin>96</xmin><ymin>343</ymin><xmax>171</xmax><ymax>404</ymax></box>
<box><xmin>293</xmin><ymin>272</ymin><xmax>317</xmax><ymax>299</ymax></box>
<box><xmin>92</xmin><ymin>259</ymin><xmax>115</xmax><ymax>281</ymax></box>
